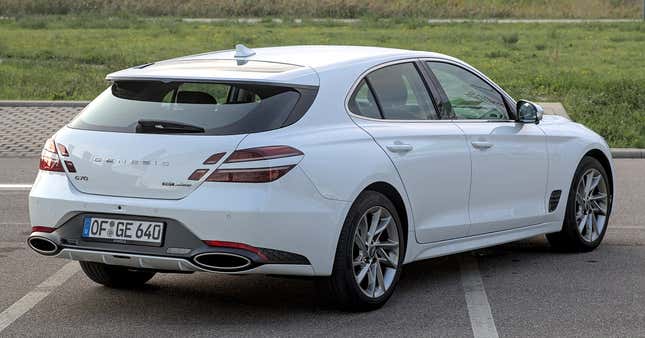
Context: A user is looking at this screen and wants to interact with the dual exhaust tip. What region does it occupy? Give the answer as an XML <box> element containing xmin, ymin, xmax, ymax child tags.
<box><xmin>27</xmin><ymin>236</ymin><xmax>60</xmax><ymax>256</ymax></box>
<box><xmin>28</xmin><ymin>236</ymin><xmax>256</xmax><ymax>272</ymax></box>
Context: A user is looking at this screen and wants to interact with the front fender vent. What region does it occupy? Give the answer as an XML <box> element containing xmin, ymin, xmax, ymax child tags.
<box><xmin>549</xmin><ymin>190</ymin><xmax>562</xmax><ymax>212</ymax></box>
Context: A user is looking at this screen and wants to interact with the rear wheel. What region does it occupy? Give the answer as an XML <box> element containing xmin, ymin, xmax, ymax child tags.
<box><xmin>547</xmin><ymin>156</ymin><xmax>612</xmax><ymax>252</ymax></box>
<box><xmin>80</xmin><ymin>261</ymin><xmax>156</xmax><ymax>288</ymax></box>
<box><xmin>327</xmin><ymin>191</ymin><xmax>404</xmax><ymax>311</ymax></box>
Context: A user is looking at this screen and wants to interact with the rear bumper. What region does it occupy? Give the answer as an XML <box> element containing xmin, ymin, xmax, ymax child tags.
<box><xmin>53</xmin><ymin>247</ymin><xmax>315</xmax><ymax>276</ymax></box>
<box><xmin>29</xmin><ymin>168</ymin><xmax>350</xmax><ymax>276</ymax></box>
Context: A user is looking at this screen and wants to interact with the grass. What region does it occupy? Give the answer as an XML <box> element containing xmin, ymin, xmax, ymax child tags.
<box><xmin>0</xmin><ymin>16</ymin><xmax>643</xmax><ymax>147</ymax></box>
<box><xmin>1</xmin><ymin>0</ymin><xmax>643</xmax><ymax>19</ymax></box>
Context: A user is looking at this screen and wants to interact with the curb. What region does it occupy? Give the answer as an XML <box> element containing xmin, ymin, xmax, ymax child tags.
<box><xmin>179</xmin><ymin>17</ymin><xmax>641</xmax><ymax>25</ymax></box>
<box><xmin>0</xmin><ymin>100</ymin><xmax>89</xmax><ymax>107</ymax></box>
<box><xmin>0</xmin><ymin>101</ymin><xmax>642</xmax><ymax>159</ymax></box>
<box><xmin>611</xmin><ymin>148</ymin><xmax>645</xmax><ymax>159</ymax></box>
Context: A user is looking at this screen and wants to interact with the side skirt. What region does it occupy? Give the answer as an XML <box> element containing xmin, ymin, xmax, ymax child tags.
<box><xmin>405</xmin><ymin>221</ymin><xmax>562</xmax><ymax>264</ymax></box>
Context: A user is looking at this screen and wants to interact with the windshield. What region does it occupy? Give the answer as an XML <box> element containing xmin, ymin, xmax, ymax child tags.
<box><xmin>69</xmin><ymin>81</ymin><xmax>316</xmax><ymax>135</ymax></box>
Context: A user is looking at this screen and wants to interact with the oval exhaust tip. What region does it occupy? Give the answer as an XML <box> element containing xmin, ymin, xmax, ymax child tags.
<box><xmin>194</xmin><ymin>252</ymin><xmax>252</xmax><ymax>271</ymax></box>
<box><xmin>28</xmin><ymin>236</ymin><xmax>59</xmax><ymax>256</ymax></box>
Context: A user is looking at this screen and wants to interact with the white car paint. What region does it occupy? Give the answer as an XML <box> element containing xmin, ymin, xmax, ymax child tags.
<box><xmin>29</xmin><ymin>45</ymin><xmax>614</xmax><ymax>276</ymax></box>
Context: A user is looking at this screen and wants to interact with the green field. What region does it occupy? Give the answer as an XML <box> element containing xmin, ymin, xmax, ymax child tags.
<box><xmin>0</xmin><ymin>16</ymin><xmax>644</xmax><ymax>147</ymax></box>
<box><xmin>1</xmin><ymin>0</ymin><xmax>642</xmax><ymax>19</ymax></box>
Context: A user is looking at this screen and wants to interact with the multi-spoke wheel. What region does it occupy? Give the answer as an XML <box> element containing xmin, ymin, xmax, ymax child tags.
<box><xmin>547</xmin><ymin>156</ymin><xmax>612</xmax><ymax>252</ymax></box>
<box><xmin>352</xmin><ymin>206</ymin><xmax>400</xmax><ymax>299</ymax></box>
<box><xmin>328</xmin><ymin>191</ymin><xmax>404</xmax><ymax>311</ymax></box>
<box><xmin>574</xmin><ymin>168</ymin><xmax>609</xmax><ymax>243</ymax></box>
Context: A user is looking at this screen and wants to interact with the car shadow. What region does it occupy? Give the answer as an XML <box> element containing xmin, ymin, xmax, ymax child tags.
<box><xmin>65</xmin><ymin>236</ymin><xmax>570</xmax><ymax>335</ymax></box>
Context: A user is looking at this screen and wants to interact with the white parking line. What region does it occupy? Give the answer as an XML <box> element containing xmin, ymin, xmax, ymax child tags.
<box><xmin>460</xmin><ymin>255</ymin><xmax>499</xmax><ymax>338</ymax></box>
<box><xmin>0</xmin><ymin>261</ymin><xmax>80</xmax><ymax>333</ymax></box>
<box><xmin>0</xmin><ymin>184</ymin><xmax>32</xmax><ymax>191</ymax></box>
<box><xmin>611</xmin><ymin>226</ymin><xmax>645</xmax><ymax>230</ymax></box>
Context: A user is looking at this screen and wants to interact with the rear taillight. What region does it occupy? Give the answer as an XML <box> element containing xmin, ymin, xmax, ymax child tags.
<box><xmin>206</xmin><ymin>165</ymin><xmax>295</xmax><ymax>183</ymax></box>
<box><xmin>39</xmin><ymin>139</ymin><xmax>64</xmax><ymax>172</ymax></box>
<box><xmin>203</xmin><ymin>152</ymin><xmax>226</xmax><ymax>165</ymax></box>
<box><xmin>40</xmin><ymin>138</ymin><xmax>76</xmax><ymax>173</ymax></box>
<box><xmin>57</xmin><ymin>144</ymin><xmax>69</xmax><ymax>157</ymax></box>
<box><xmin>224</xmin><ymin>146</ymin><xmax>303</xmax><ymax>163</ymax></box>
<box><xmin>202</xmin><ymin>146</ymin><xmax>303</xmax><ymax>183</ymax></box>
<box><xmin>64</xmin><ymin>160</ymin><xmax>77</xmax><ymax>173</ymax></box>
<box><xmin>188</xmin><ymin>169</ymin><xmax>209</xmax><ymax>181</ymax></box>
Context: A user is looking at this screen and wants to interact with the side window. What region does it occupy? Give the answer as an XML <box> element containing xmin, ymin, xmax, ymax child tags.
<box><xmin>366</xmin><ymin>63</ymin><xmax>438</xmax><ymax>120</ymax></box>
<box><xmin>427</xmin><ymin>62</ymin><xmax>509</xmax><ymax>120</ymax></box>
<box><xmin>348</xmin><ymin>80</ymin><xmax>382</xmax><ymax>119</ymax></box>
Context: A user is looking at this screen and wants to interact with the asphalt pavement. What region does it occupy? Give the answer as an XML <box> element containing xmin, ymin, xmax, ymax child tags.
<box><xmin>0</xmin><ymin>158</ymin><xmax>643</xmax><ymax>337</ymax></box>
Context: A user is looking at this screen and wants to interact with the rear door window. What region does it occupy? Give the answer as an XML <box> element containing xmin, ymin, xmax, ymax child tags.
<box><xmin>365</xmin><ymin>63</ymin><xmax>438</xmax><ymax>120</ymax></box>
<box><xmin>69</xmin><ymin>81</ymin><xmax>316</xmax><ymax>135</ymax></box>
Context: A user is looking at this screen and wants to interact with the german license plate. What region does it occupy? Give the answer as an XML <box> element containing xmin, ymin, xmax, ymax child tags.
<box><xmin>82</xmin><ymin>217</ymin><xmax>164</xmax><ymax>246</ymax></box>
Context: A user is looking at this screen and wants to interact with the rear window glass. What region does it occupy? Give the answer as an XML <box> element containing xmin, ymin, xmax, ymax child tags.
<box><xmin>69</xmin><ymin>81</ymin><xmax>316</xmax><ymax>135</ymax></box>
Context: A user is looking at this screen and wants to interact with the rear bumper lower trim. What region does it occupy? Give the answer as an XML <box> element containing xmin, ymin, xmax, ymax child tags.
<box><xmin>54</xmin><ymin>248</ymin><xmax>315</xmax><ymax>276</ymax></box>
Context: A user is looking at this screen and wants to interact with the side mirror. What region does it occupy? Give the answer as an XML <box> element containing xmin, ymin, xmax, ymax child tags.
<box><xmin>517</xmin><ymin>100</ymin><xmax>544</xmax><ymax>124</ymax></box>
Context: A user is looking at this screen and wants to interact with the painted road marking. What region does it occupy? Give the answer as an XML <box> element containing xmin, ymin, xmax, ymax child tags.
<box><xmin>0</xmin><ymin>261</ymin><xmax>80</xmax><ymax>333</ymax></box>
<box><xmin>0</xmin><ymin>184</ymin><xmax>31</xmax><ymax>191</ymax></box>
<box><xmin>460</xmin><ymin>254</ymin><xmax>499</xmax><ymax>338</ymax></box>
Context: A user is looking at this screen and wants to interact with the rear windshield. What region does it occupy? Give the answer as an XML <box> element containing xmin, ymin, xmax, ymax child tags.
<box><xmin>69</xmin><ymin>81</ymin><xmax>317</xmax><ymax>135</ymax></box>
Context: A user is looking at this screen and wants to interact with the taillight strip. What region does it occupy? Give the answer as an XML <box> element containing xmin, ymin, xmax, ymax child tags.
<box><xmin>200</xmin><ymin>146</ymin><xmax>303</xmax><ymax>183</ymax></box>
<box><xmin>188</xmin><ymin>169</ymin><xmax>209</xmax><ymax>181</ymax></box>
<box><xmin>206</xmin><ymin>165</ymin><xmax>295</xmax><ymax>183</ymax></box>
<box><xmin>203</xmin><ymin>152</ymin><xmax>226</xmax><ymax>165</ymax></box>
<box><xmin>224</xmin><ymin>146</ymin><xmax>303</xmax><ymax>163</ymax></box>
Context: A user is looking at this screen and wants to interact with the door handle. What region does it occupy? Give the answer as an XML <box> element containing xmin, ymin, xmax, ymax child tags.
<box><xmin>386</xmin><ymin>143</ymin><xmax>413</xmax><ymax>153</ymax></box>
<box><xmin>471</xmin><ymin>141</ymin><xmax>493</xmax><ymax>150</ymax></box>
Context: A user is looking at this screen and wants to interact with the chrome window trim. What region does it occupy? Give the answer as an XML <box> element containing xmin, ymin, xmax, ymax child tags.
<box><xmin>344</xmin><ymin>57</ymin><xmax>517</xmax><ymax>124</ymax></box>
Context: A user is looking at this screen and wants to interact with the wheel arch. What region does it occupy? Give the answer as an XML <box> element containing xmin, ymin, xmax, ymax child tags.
<box><xmin>583</xmin><ymin>148</ymin><xmax>614</xmax><ymax>196</ymax></box>
<box><xmin>363</xmin><ymin>182</ymin><xmax>409</xmax><ymax>251</ymax></box>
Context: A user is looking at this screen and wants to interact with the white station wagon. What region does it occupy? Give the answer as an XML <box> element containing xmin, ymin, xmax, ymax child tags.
<box><xmin>28</xmin><ymin>45</ymin><xmax>614</xmax><ymax>311</ymax></box>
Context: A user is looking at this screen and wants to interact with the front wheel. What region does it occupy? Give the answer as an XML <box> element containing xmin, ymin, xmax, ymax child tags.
<box><xmin>547</xmin><ymin>156</ymin><xmax>612</xmax><ymax>252</ymax></box>
<box><xmin>80</xmin><ymin>261</ymin><xmax>156</xmax><ymax>288</ymax></box>
<box><xmin>327</xmin><ymin>191</ymin><xmax>405</xmax><ymax>311</ymax></box>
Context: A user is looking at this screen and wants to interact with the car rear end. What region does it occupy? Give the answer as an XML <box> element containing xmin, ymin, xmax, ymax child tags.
<box><xmin>28</xmin><ymin>58</ymin><xmax>347</xmax><ymax>276</ymax></box>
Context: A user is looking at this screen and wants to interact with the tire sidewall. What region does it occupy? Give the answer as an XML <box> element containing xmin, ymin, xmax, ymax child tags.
<box><xmin>334</xmin><ymin>191</ymin><xmax>405</xmax><ymax>308</ymax></box>
<box><xmin>564</xmin><ymin>157</ymin><xmax>612</xmax><ymax>249</ymax></box>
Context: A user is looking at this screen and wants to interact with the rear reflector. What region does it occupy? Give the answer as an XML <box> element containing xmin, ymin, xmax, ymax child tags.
<box><xmin>206</xmin><ymin>165</ymin><xmax>295</xmax><ymax>183</ymax></box>
<box><xmin>203</xmin><ymin>240</ymin><xmax>268</xmax><ymax>261</ymax></box>
<box><xmin>188</xmin><ymin>169</ymin><xmax>209</xmax><ymax>181</ymax></box>
<box><xmin>31</xmin><ymin>226</ymin><xmax>55</xmax><ymax>233</ymax></box>
<box><xmin>224</xmin><ymin>146</ymin><xmax>303</xmax><ymax>163</ymax></box>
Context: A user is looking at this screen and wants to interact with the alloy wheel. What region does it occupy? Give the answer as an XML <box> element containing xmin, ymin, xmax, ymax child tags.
<box><xmin>575</xmin><ymin>168</ymin><xmax>609</xmax><ymax>243</ymax></box>
<box><xmin>352</xmin><ymin>206</ymin><xmax>400</xmax><ymax>298</ymax></box>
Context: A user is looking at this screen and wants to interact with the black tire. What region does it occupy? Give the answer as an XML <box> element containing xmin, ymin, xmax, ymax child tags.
<box><xmin>79</xmin><ymin>261</ymin><xmax>156</xmax><ymax>288</ymax></box>
<box><xmin>327</xmin><ymin>190</ymin><xmax>405</xmax><ymax>311</ymax></box>
<box><xmin>546</xmin><ymin>156</ymin><xmax>612</xmax><ymax>252</ymax></box>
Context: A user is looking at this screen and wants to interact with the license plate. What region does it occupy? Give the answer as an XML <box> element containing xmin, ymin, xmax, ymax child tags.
<box><xmin>82</xmin><ymin>217</ymin><xmax>164</xmax><ymax>246</ymax></box>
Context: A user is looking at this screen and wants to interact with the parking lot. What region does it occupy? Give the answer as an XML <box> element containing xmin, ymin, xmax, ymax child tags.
<box><xmin>1</xmin><ymin>139</ymin><xmax>644</xmax><ymax>336</ymax></box>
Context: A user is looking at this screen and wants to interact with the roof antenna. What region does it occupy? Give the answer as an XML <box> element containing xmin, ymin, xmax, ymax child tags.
<box><xmin>234</xmin><ymin>44</ymin><xmax>256</xmax><ymax>58</ymax></box>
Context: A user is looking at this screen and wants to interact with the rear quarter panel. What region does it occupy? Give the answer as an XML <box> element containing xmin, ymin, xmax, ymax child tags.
<box><xmin>236</xmin><ymin>63</ymin><xmax>417</xmax><ymax>263</ymax></box>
